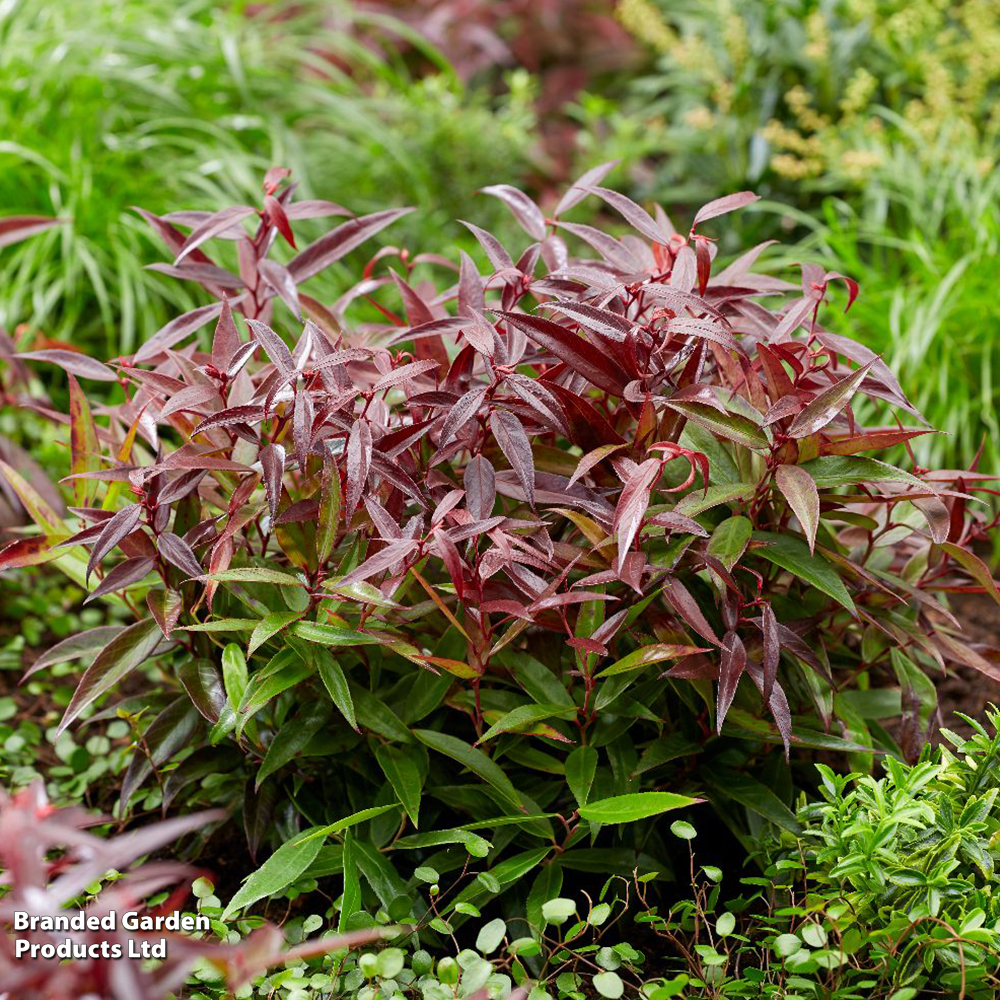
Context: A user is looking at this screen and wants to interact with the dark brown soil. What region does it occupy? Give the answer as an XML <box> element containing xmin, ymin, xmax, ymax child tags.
<box><xmin>937</xmin><ymin>590</ymin><xmax>1000</xmax><ymax>737</ymax></box>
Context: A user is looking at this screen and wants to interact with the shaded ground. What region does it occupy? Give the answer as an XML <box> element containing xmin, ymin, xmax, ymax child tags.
<box><xmin>938</xmin><ymin>590</ymin><xmax>1000</xmax><ymax>736</ymax></box>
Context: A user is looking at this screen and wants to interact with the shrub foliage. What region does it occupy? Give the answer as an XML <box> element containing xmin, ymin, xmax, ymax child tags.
<box><xmin>1</xmin><ymin>167</ymin><xmax>996</xmax><ymax>930</ymax></box>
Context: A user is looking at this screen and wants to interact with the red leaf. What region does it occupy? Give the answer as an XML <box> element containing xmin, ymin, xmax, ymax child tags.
<box><xmin>612</xmin><ymin>458</ymin><xmax>659</xmax><ymax>572</ymax></box>
<box><xmin>555</xmin><ymin>160</ymin><xmax>619</xmax><ymax>217</ymax></box>
<box><xmin>86</xmin><ymin>503</ymin><xmax>143</xmax><ymax>582</ymax></box>
<box><xmin>176</xmin><ymin>205</ymin><xmax>256</xmax><ymax>263</ymax></box>
<box><xmin>134</xmin><ymin>301</ymin><xmax>225</xmax><ymax>362</ymax></box>
<box><xmin>481</xmin><ymin>185</ymin><xmax>547</xmax><ymax>241</ymax></box>
<box><xmin>15</xmin><ymin>350</ymin><xmax>117</xmax><ymax>382</ymax></box>
<box><xmin>289</xmin><ymin>208</ymin><xmax>414</xmax><ymax>283</ymax></box>
<box><xmin>760</xmin><ymin>603</ymin><xmax>780</xmax><ymax>705</ymax></box>
<box><xmin>344</xmin><ymin>421</ymin><xmax>373</xmax><ymax>524</ymax></box>
<box><xmin>158</xmin><ymin>532</ymin><xmax>204</xmax><ymax>579</ymax></box>
<box><xmin>440</xmin><ymin>385</ymin><xmax>489</xmax><ymax>448</ymax></box>
<box><xmin>260</xmin><ymin>443</ymin><xmax>286</xmax><ymax>521</ymax></box>
<box><xmin>489</xmin><ymin>410</ymin><xmax>535</xmax><ymax>510</ymax></box>
<box><xmin>787</xmin><ymin>360</ymin><xmax>877</xmax><ymax>439</ymax></box>
<box><xmin>458</xmin><ymin>220</ymin><xmax>514</xmax><ymax>271</ymax></box>
<box><xmin>0</xmin><ymin>214</ymin><xmax>66</xmax><ymax>249</ymax></box>
<box><xmin>494</xmin><ymin>310</ymin><xmax>627</xmax><ymax>396</ymax></box>
<box><xmin>587</xmin><ymin>186</ymin><xmax>672</xmax><ymax>244</ymax></box>
<box><xmin>717</xmin><ymin>630</ymin><xmax>746</xmax><ymax>731</ymax></box>
<box><xmin>464</xmin><ymin>455</ymin><xmax>496</xmax><ymax>521</ymax></box>
<box><xmin>264</xmin><ymin>194</ymin><xmax>296</xmax><ymax>248</ymax></box>
<box><xmin>691</xmin><ymin>191</ymin><xmax>760</xmax><ymax>229</ymax></box>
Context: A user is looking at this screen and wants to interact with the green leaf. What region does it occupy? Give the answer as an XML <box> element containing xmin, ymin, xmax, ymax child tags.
<box><xmin>248</xmin><ymin>611</ymin><xmax>302</xmax><ymax>655</ymax></box>
<box><xmin>307</xmin><ymin>802</ymin><xmax>402</xmax><ymax>841</ymax></box>
<box><xmin>752</xmin><ymin>531</ymin><xmax>856</xmax><ymax>614</ymax></box>
<box><xmin>579</xmin><ymin>792</ymin><xmax>701</xmax><ymax>824</ymax></box>
<box><xmin>674</xmin><ymin>482</ymin><xmax>754</xmax><ymax>518</ymax></box>
<box><xmin>593</xmin><ymin>971</ymin><xmax>625</xmax><ymax>998</ymax></box>
<box><xmin>475</xmin><ymin>703</ymin><xmax>575</xmax><ymax>744</ymax></box>
<box><xmin>290</xmin><ymin>621</ymin><xmax>383</xmax><ymax>646</ymax></box>
<box><xmin>565</xmin><ymin>745</ymin><xmax>598</xmax><ymax>807</ymax></box>
<box><xmin>665</xmin><ymin>400</ymin><xmax>769</xmax><ymax>451</ymax></box>
<box><xmin>315</xmin><ymin>653</ymin><xmax>358</xmax><ymax>731</ymax></box>
<box><xmin>178</xmin><ymin>618</ymin><xmax>258</xmax><ymax>632</ymax></box>
<box><xmin>526</xmin><ymin>862</ymin><xmax>563</xmax><ymax>931</ymax></box>
<box><xmin>338</xmin><ymin>831</ymin><xmax>359</xmax><ymax>932</ymax></box>
<box><xmin>375</xmin><ymin>743</ymin><xmax>425</xmax><ymax>828</ymax></box>
<box><xmin>707</xmin><ymin>515</ymin><xmax>752</xmax><ymax>570</ymax></box>
<box><xmin>476</xmin><ymin>918</ymin><xmax>507</xmax><ymax>955</ymax></box>
<box><xmin>221</xmin><ymin>827</ymin><xmax>327</xmax><ymax>920</ymax></box>
<box><xmin>414</xmin><ymin>728</ymin><xmax>521</xmax><ymax>806</ymax></box>
<box><xmin>256</xmin><ymin>701</ymin><xmax>329</xmax><ymax>789</ymax></box>
<box><xmin>236</xmin><ymin>656</ymin><xmax>312</xmax><ymax>735</ymax></box>
<box><xmin>201</xmin><ymin>567</ymin><xmax>306</xmax><ymax>586</ymax></box>
<box><xmin>596</xmin><ymin>644</ymin><xmax>708</xmax><ymax>678</ymax></box>
<box><xmin>58</xmin><ymin>619</ymin><xmax>162</xmax><ymax>736</ymax></box>
<box><xmin>349</xmin><ymin>682</ymin><xmax>412</xmax><ymax>742</ymax></box>
<box><xmin>707</xmin><ymin>769</ymin><xmax>801</xmax><ymax>834</ymax></box>
<box><xmin>392</xmin><ymin>828</ymin><xmax>492</xmax><ymax>858</ymax></box>
<box><xmin>800</xmin><ymin>455</ymin><xmax>926</xmax><ymax>490</ymax></box>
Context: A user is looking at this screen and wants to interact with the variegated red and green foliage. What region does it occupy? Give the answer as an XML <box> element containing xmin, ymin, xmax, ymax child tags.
<box><xmin>2</xmin><ymin>168</ymin><xmax>998</xmax><ymax>916</ymax></box>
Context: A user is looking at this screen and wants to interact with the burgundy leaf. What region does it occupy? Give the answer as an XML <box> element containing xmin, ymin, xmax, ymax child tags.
<box><xmin>134</xmin><ymin>300</ymin><xmax>225</xmax><ymax>363</ymax></box>
<box><xmin>481</xmin><ymin>185</ymin><xmax>547</xmax><ymax>241</ymax></box>
<box><xmin>760</xmin><ymin>603</ymin><xmax>780</xmax><ymax>705</ymax></box>
<box><xmin>341</xmin><ymin>538</ymin><xmax>419</xmax><ymax>585</ymax></box>
<box><xmin>612</xmin><ymin>458</ymin><xmax>659</xmax><ymax>572</ymax></box>
<box><xmin>555</xmin><ymin>159</ymin><xmax>619</xmax><ymax>217</ymax></box>
<box><xmin>464</xmin><ymin>455</ymin><xmax>497</xmax><ymax>520</ymax></box>
<box><xmin>158</xmin><ymin>531</ymin><xmax>204</xmax><ymax>579</ymax></box>
<box><xmin>246</xmin><ymin>318</ymin><xmax>296</xmax><ymax>376</ymax></box>
<box><xmin>86</xmin><ymin>503</ymin><xmax>143</xmax><ymax>582</ymax></box>
<box><xmin>692</xmin><ymin>191</ymin><xmax>761</xmax><ymax>229</ymax></box>
<box><xmin>260</xmin><ymin>443</ymin><xmax>286</xmax><ymax>521</ymax></box>
<box><xmin>175</xmin><ymin>205</ymin><xmax>256</xmax><ymax>263</ymax></box>
<box><xmin>84</xmin><ymin>556</ymin><xmax>155</xmax><ymax>604</ymax></box>
<box><xmin>440</xmin><ymin>385</ymin><xmax>489</xmax><ymax>448</ymax></box>
<box><xmin>15</xmin><ymin>350</ymin><xmax>117</xmax><ymax>382</ymax></box>
<box><xmin>344</xmin><ymin>420</ymin><xmax>373</xmax><ymax>524</ymax></box>
<box><xmin>494</xmin><ymin>310</ymin><xmax>627</xmax><ymax>396</ymax></box>
<box><xmin>538</xmin><ymin>300</ymin><xmax>634</xmax><ymax>343</ymax></box>
<box><xmin>663</xmin><ymin>577</ymin><xmax>721</xmax><ymax>646</ymax></box>
<box><xmin>458</xmin><ymin>220</ymin><xmax>514</xmax><ymax>271</ymax></box>
<box><xmin>192</xmin><ymin>405</ymin><xmax>266</xmax><ymax>436</ymax></box>
<box><xmin>0</xmin><ymin>214</ymin><xmax>66</xmax><ymax>249</ymax></box>
<box><xmin>787</xmin><ymin>360</ymin><xmax>877</xmax><ymax>439</ymax></box>
<box><xmin>717</xmin><ymin>630</ymin><xmax>746</xmax><ymax>731</ymax></box>
<box><xmin>490</xmin><ymin>410</ymin><xmax>535</xmax><ymax>510</ymax></box>
<box><xmin>587</xmin><ymin>186</ymin><xmax>672</xmax><ymax>244</ymax></box>
<box><xmin>288</xmin><ymin>208</ymin><xmax>414</xmax><ymax>283</ymax></box>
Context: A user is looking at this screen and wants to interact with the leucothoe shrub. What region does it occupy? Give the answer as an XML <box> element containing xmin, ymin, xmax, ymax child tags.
<box><xmin>1</xmin><ymin>164</ymin><xmax>996</xmax><ymax>932</ymax></box>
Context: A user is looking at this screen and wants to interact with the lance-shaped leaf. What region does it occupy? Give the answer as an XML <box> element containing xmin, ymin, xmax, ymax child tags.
<box><xmin>555</xmin><ymin>159</ymin><xmax>619</xmax><ymax>216</ymax></box>
<box><xmin>596</xmin><ymin>643</ymin><xmax>711</xmax><ymax>678</ymax></box>
<box><xmin>414</xmin><ymin>729</ymin><xmax>521</xmax><ymax>807</ymax></box>
<box><xmin>752</xmin><ymin>531</ymin><xmax>856</xmax><ymax>614</ymax></box>
<box><xmin>475</xmin><ymin>704</ymin><xmax>576</xmax><ymax>745</ymax></box>
<box><xmin>375</xmin><ymin>743</ymin><xmax>425</xmax><ymax>827</ymax></box>
<box><xmin>344</xmin><ymin>420</ymin><xmax>372</xmax><ymax>524</ymax></box>
<box><xmin>579</xmin><ymin>791</ymin><xmax>702</xmax><ymax>824</ymax></box>
<box><xmin>247</xmin><ymin>318</ymin><xmax>296</xmax><ymax>376</ymax></box>
<box><xmin>289</xmin><ymin>207</ymin><xmax>414</xmax><ymax>282</ymax></box>
<box><xmin>15</xmin><ymin>349</ymin><xmax>116</xmax><ymax>382</ymax></box>
<box><xmin>58</xmin><ymin>618</ymin><xmax>163</xmax><ymax>736</ymax></box>
<box><xmin>612</xmin><ymin>459</ymin><xmax>659</xmax><ymax>572</ymax></box>
<box><xmin>158</xmin><ymin>531</ymin><xmax>203</xmax><ymax>579</ymax></box>
<box><xmin>260</xmin><ymin>443</ymin><xmax>285</xmax><ymax>522</ymax></box>
<box><xmin>938</xmin><ymin>542</ymin><xmax>1000</xmax><ymax>608</ymax></box>
<box><xmin>84</xmin><ymin>556</ymin><xmax>154</xmax><ymax>604</ymax></box>
<box><xmin>464</xmin><ymin>454</ymin><xmax>496</xmax><ymax>520</ymax></box>
<box><xmin>481</xmin><ymin>185</ymin><xmax>547</xmax><ymax>241</ymax></box>
<box><xmin>664</xmin><ymin>400</ymin><xmax>769</xmax><ymax>451</ymax></box>
<box><xmin>440</xmin><ymin>385</ymin><xmax>489</xmax><ymax>448</ymax></box>
<box><xmin>67</xmin><ymin>375</ymin><xmax>101</xmax><ymax>506</ymax></box>
<box><xmin>134</xmin><ymin>300</ymin><xmax>225</xmax><ymax>362</ymax></box>
<box><xmin>493</xmin><ymin>310</ymin><xmax>627</xmax><ymax>396</ymax></box>
<box><xmin>147</xmin><ymin>588</ymin><xmax>183</xmax><ymax>639</ymax></box>
<box><xmin>0</xmin><ymin>214</ymin><xmax>66</xmax><ymax>249</ymax></box>
<box><xmin>760</xmin><ymin>603</ymin><xmax>780</xmax><ymax>706</ymax></box>
<box><xmin>692</xmin><ymin>191</ymin><xmax>760</xmax><ymax>229</ymax></box>
<box><xmin>774</xmin><ymin>464</ymin><xmax>821</xmax><ymax>552</ymax></box>
<box><xmin>317</xmin><ymin>451</ymin><xmax>342</xmax><ymax>564</ymax></box>
<box><xmin>341</xmin><ymin>538</ymin><xmax>419</xmax><ymax>585</ymax></box>
<box><xmin>490</xmin><ymin>410</ymin><xmax>535</xmax><ymax>510</ymax></box>
<box><xmin>86</xmin><ymin>503</ymin><xmax>143</xmax><ymax>581</ymax></box>
<box><xmin>787</xmin><ymin>360</ymin><xmax>876</xmax><ymax>439</ymax></box>
<box><xmin>717</xmin><ymin>630</ymin><xmax>746</xmax><ymax>731</ymax></box>
<box><xmin>175</xmin><ymin>205</ymin><xmax>255</xmax><ymax>263</ymax></box>
<box><xmin>537</xmin><ymin>300</ymin><xmax>634</xmax><ymax>343</ymax></box>
<box><xmin>587</xmin><ymin>187</ymin><xmax>672</xmax><ymax>244</ymax></box>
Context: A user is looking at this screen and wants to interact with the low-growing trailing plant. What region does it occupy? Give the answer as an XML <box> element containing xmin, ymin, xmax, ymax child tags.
<box><xmin>2</xmin><ymin>165</ymin><xmax>998</xmax><ymax>940</ymax></box>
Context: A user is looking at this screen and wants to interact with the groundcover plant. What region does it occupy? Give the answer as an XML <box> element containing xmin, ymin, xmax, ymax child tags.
<box><xmin>2</xmin><ymin>167</ymin><xmax>999</xmax><ymax>997</ymax></box>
